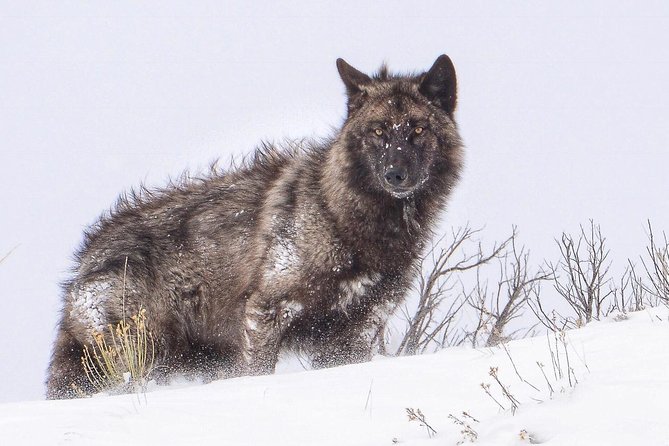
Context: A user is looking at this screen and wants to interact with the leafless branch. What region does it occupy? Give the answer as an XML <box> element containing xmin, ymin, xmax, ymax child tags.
<box><xmin>0</xmin><ymin>245</ymin><xmax>19</xmax><ymax>265</ymax></box>
<box><xmin>609</xmin><ymin>260</ymin><xmax>647</xmax><ymax>314</ymax></box>
<box><xmin>552</xmin><ymin>220</ymin><xmax>612</xmax><ymax>324</ymax></box>
<box><xmin>396</xmin><ymin>225</ymin><xmax>512</xmax><ymax>355</ymax></box>
<box><xmin>640</xmin><ymin>220</ymin><xmax>669</xmax><ymax>305</ymax></box>
<box><xmin>527</xmin><ymin>284</ymin><xmax>576</xmax><ymax>332</ymax></box>
<box><xmin>465</xmin><ymin>232</ymin><xmax>553</xmax><ymax>347</ymax></box>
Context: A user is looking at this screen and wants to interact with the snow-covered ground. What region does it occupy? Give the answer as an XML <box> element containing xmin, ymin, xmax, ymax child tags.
<box><xmin>2</xmin><ymin>308</ymin><xmax>667</xmax><ymax>445</ymax></box>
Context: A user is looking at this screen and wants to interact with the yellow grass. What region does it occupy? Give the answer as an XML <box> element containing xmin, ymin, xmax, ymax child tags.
<box><xmin>81</xmin><ymin>308</ymin><xmax>155</xmax><ymax>394</ymax></box>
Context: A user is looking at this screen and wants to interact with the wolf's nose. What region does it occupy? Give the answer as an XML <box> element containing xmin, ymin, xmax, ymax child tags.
<box><xmin>384</xmin><ymin>166</ymin><xmax>408</xmax><ymax>187</ymax></box>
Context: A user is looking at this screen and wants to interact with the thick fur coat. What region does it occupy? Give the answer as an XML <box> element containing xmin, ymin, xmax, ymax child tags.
<box><xmin>46</xmin><ymin>55</ymin><xmax>463</xmax><ymax>398</ymax></box>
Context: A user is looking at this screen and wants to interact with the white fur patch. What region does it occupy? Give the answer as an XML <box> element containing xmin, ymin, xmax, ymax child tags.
<box><xmin>242</xmin><ymin>329</ymin><xmax>252</xmax><ymax>362</ymax></box>
<box><xmin>69</xmin><ymin>281</ymin><xmax>112</xmax><ymax>333</ymax></box>
<box><xmin>362</xmin><ymin>301</ymin><xmax>397</xmax><ymax>346</ymax></box>
<box><xmin>333</xmin><ymin>273</ymin><xmax>381</xmax><ymax>312</ymax></box>
<box><xmin>246</xmin><ymin>317</ymin><xmax>259</xmax><ymax>331</ymax></box>
<box><xmin>273</xmin><ymin>237</ymin><xmax>298</xmax><ymax>274</ymax></box>
<box><xmin>264</xmin><ymin>217</ymin><xmax>301</xmax><ymax>280</ymax></box>
<box><xmin>281</xmin><ymin>301</ymin><xmax>304</xmax><ymax>320</ymax></box>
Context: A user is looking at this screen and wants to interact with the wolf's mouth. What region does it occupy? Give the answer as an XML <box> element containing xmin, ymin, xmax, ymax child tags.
<box><xmin>379</xmin><ymin>174</ymin><xmax>429</xmax><ymax>199</ymax></box>
<box><xmin>387</xmin><ymin>187</ymin><xmax>415</xmax><ymax>199</ymax></box>
<box><xmin>379</xmin><ymin>181</ymin><xmax>417</xmax><ymax>199</ymax></box>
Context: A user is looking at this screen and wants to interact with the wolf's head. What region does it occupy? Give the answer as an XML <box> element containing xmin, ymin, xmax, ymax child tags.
<box><xmin>335</xmin><ymin>55</ymin><xmax>461</xmax><ymax>199</ymax></box>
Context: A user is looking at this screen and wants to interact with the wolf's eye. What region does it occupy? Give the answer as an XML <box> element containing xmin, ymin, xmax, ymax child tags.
<box><xmin>374</xmin><ymin>128</ymin><xmax>383</xmax><ymax>137</ymax></box>
<box><xmin>414</xmin><ymin>127</ymin><xmax>424</xmax><ymax>135</ymax></box>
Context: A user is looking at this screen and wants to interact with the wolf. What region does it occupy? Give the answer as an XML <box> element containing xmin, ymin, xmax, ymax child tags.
<box><xmin>46</xmin><ymin>54</ymin><xmax>463</xmax><ymax>398</ymax></box>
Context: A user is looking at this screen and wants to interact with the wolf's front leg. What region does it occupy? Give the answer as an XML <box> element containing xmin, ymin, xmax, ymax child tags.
<box><xmin>311</xmin><ymin>333</ymin><xmax>372</xmax><ymax>369</ymax></box>
<box><xmin>311</xmin><ymin>314</ymin><xmax>389</xmax><ymax>369</ymax></box>
<box><xmin>243</xmin><ymin>293</ymin><xmax>302</xmax><ymax>375</ymax></box>
<box><xmin>243</xmin><ymin>305</ymin><xmax>281</xmax><ymax>375</ymax></box>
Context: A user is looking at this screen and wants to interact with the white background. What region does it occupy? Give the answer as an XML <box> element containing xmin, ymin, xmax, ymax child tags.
<box><xmin>1</xmin><ymin>1</ymin><xmax>668</xmax><ymax>402</ymax></box>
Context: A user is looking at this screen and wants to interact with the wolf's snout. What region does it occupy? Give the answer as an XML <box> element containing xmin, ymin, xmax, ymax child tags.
<box><xmin>384</xmin><ymin>166</ymin><xmax>409</xmax><ymax>187</ymax></box>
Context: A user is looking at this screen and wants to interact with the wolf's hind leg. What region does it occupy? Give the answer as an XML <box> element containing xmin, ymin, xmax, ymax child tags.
<box><xmin>45</xmin><ymin>327</ymin><xmax>93</xmax><ymax>399</ymax></box>
<box><xmin>47</xmin><ymin>275</ymin><xmax>133</xmax><ymax>398</ymax></box>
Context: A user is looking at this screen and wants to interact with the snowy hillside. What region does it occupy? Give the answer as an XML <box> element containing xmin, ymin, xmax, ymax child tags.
<box><xmin>2</xmin><ymin>308</ymin><xmax>667</xmax><ymax>445</ymax></box>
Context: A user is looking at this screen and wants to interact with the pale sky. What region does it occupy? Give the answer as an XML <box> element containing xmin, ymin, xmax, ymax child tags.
<box><xmin>1</xmin><ymin>1</ymin><xmax>668</xmax><ymax>402</ymax></box>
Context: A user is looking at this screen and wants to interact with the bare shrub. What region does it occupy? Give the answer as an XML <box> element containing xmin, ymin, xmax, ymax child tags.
<box><xmin>465</xmin><ymin>236</ymin><xmax>553</xmax><ymax>347</ymax></box>
<box><xmin>609</xmin><ymin>261</ymin><xmax>647</xmax><ymax>314</ymax></box>
<box><xmin>448</xmin><ymin>412</ymin><xmax>478</xmax><ymax>444</ymax></box>
<box><xmin>395</xmin><ymin>225</ymin><xmax>511</xmax><ymax>355</ymax></box>
<box><xmin>552</xmin><ymin>220</ymin><xmax>612</xmax><ymax>324</ymax></box>
<box><xmin>640</xmin><ymin>220</ymin><xmax>669</xmax><ymax>305</ymax></box>
<box><xmin>395</xmin><ymin>220</ymin><xmax>668</xmax><ymax>356</ymax></box>
<box><xmin>406</xmin><ymin>407</ymin><xmax>437</xmax><ymax>438</ymax></box>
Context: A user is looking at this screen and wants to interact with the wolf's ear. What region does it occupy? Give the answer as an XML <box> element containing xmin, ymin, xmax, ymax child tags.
<box><xmin>336</xmin><ymin>58</ymin><xmax>372</xmax><ymax>96</ymax></box>
<box><xmin>419</xmin><ymin>54</ymin><xmax>457</xmax><ymax>115</ymax></box>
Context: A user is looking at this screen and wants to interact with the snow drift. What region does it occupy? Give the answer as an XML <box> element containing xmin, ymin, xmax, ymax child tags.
<box><xmin>1</xmin><ymin>308</ymin><xmax>667</xmax><ymax>445</ymax></box>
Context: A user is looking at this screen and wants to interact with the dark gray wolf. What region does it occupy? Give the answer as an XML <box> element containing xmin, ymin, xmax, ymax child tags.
<box><xmin>46</xmin><ymin>55</ymin><xmax>463</xmax><ymax>398</ymax></box>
